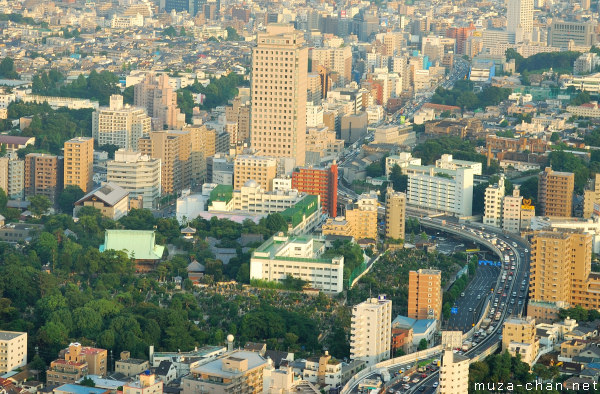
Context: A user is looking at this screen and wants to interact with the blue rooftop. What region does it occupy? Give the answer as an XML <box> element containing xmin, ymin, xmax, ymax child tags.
<box><xmin>392</xmin><ymin>315</ymin><xmax>436</xmax><ymax>334</ymax></box>
<box><xmin>413</xmin><ymin>319</ymin><xmax>437</xmax><ymax>334</ymax></box>
<box><xmin>55</xmin><ymin>384</ymin><xmax>108</xmax><ymax>394</ymax></box>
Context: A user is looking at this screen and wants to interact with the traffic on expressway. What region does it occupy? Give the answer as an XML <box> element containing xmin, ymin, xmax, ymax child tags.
<box><xmin>350</xmin><ymin>216</ymin><xmax>531</xmax><ymax>394</ymax></box>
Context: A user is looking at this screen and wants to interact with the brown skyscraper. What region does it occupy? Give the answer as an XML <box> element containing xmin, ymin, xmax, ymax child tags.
<box><xmin>251</xmin><ymin>24</ymin><xmax>307</xmax><ymax>166</ymax></box>
<box><xmin>538</xmin><ymin>167</ymin><xmax>574</xmax><ymax>217</ymax></box>
<box><xmin>24</xmin><ymin>153</ymin><xmax>64</xmax><ymax>205</ymax></box>
<box><xmin>64</xmin><ymin>137</ymin><xmax>93</xmax><ymax>193</ymax></box>
<box><xmin>408</xmin><ymin>269</ymin><xmax>442</xmax><ymax>320</ymax></box>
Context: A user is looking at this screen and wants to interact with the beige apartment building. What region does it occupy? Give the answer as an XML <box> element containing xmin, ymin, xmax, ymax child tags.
<box><xmin>64</xmin><ymin>137</ymin><xmax>94</xmax><ymax>193</ymax></box>
<box><xmin>583</xmin><ymin>173</ymin><xmax>600</xmax><ymax>218</ymax></box>
<box><xmin>323</xmin><ymin>192</ymin><xmax>378</xmax><ymax>241</ymax></box>
<box><xmin>439</xmin><ymin>350</ymin><xmax>469</xmax><ymax>394</ymax></box>
<box><xmin>385</xmin><ymin>187</ymin><xmax>406</xmax><ymax>241</ymax></box>
<box><xmin>0</xmin><ymin>331</ymin><xmax>27</xmax><ymax>374</ymax></box>
<box><xmin>408</xmin><ymin>269</ymin><xmax>442</xmax><ymax>321</ymax></box>
<box><xmin>107</xmin><ymin>150</ymin><xmax>161</xmax><ymax>209</ymax></box>
<box><xmin>92</xmin><ymin>94</ymin><xmax>151</xmax><ymax>151</ymax></box>
<box><xmin>225</xmin><ymin>97</ymin><xmax>250</xmax><ymax>143</ymax></box>
<box><xmin>502</xmin><ymin>317</ymin><xmax>539</xmax><ymax>365</ymax></box>
<box><xmin>182</xmin><ymin>351</ymin><xmax>268</xmax><ymax>394</ymax></box>
<box><xmin>24</xmin><ymin>153</ymin><xmax>64</xmax><ymax>205</ymax></box>
<box><xmin>310</xmin><ymin>46</ymin><xmax>352</xmax><ymax>84</ymax></box>
<box><xmin>538</xmin><ymin>167</ymin><xmax>574</xmax><ymax>217</ymax></box>
<box><xmin>0</xmin><ymin>151</ymin><xmax>24</xmax><ymax>200</ymax></box>
<box><xmin>527</xmin><ymin>230</ymin><xmax>600</xmax><ymax>322</ymax></box>
<box><xmin>251</xmin><ymin>24</ymin><xmax>307</xmax><ymax>166</ymax></box>
<box><xmin>115</xmin><ymin>351</ymin><xmax>150</xmax><ymax>377</ymax></box>
<box><xmin>134</xmin><ymin>73</ymin><xmax>185</xmax><ymax>130</ymax></box>
<box><xmin>233</xmin><ymin>155</ymin><xmax>277</xmax><ymax>192</ymax></box>
<box><xmin>139</xmin><ymin>130</ymin><xmax>191</xmax><ymax>194</ymax></box>
<box><xmin>63</xmin><ymin>342</ymin><xmax>108</xmax><ymax>376</ymax></box>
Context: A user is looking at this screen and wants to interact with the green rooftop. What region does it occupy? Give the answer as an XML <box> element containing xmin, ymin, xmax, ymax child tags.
<box><xmin>210</xmin><ymin>184</ymin><xmax>233</xmax><ymax>203</ymax></box>
<box><xmin>100</xmin><ymin>229</ymin><xmax>165</xmax><ymax>260</ymax></box>
<box><xmin>281</xmin><ymin>195</ymin><xmax>319</xmax><ymax>227</ymax></box>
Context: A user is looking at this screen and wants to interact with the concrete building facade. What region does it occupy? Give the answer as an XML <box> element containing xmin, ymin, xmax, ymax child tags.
<box><xmin>408</xmin><ymin>269</ymin><xmax>442</xmax><ymax>321</ymax></box>
<box><xmin>106</xmin><ymin>150</ymin><xmax>162</xmax><ymax>209</ymax></box>
<box><xmin>92</xmin><ymin>95</ymin><xmax>151</xmax><ymax>151</ymax></box>
<box><xmin>350</xmin><ymin>296</ymin><xmax>392</xmax><ymax>365</ymax></box>
<box><xmin>64</xmin><ymin>137</ymin><xmax>94</xmax><ymax>193</ymax></box>
<box><xmin>251</xmin><ymin>25</ymin><xmax>307</xmax><ymax>166</ymax></box>
<box><xmin>538</xmin><ymin>167</ymin><xmax>574</xmax><ymax>218</ymax></box>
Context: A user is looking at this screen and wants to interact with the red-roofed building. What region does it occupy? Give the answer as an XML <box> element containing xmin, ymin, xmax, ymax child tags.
<box><xmin>0</xmin><ymin>377</ymin><xmax>22</xmax><ymax>394</ymax></box>
<box><xmin>46</xmin><ymin>359</ymin><xmax>89</xmax><ymax>387</ymax></box>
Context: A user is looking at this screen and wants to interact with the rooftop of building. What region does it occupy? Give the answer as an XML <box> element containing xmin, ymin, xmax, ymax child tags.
<box><xmin>280</xmin><ymin>194</ymin><xmax>319</xmax><ymax>227</ymax></box>
<box><xmin>191</xmin><ymin>350</ymin><xmax>267</xmax><ymax>379</ymax></box>
<box><xmin>75</xmin><ymin>183</ymin><xmax>129</xmax><ymax>207</ymax></box>
<box><xmin>209</xmin><ymin>184</ymin><xmax>233</xmax><ymax>203</ymax></box>
<box><xmin>152</xmin><ymin>345</ymin><xmax>225</xmax><ymax>359</ymax></box>
<box><xmin>253</xmin><ymin>234</ymin><xmax>340</xmax><ymax>264</ymax></box>
<box><xmin>116</xmin><ymin>358</ymin><xmax>148</xmax><ymax>365</ymax></box>
<box><xmin>0</xmin><ymin>331</ymin><xmax>25</xmax><ymax>341</ymax></box>
<box><xmin>99</xmin><ymin>229</ymin><xmax>165</xmax><ymax>261</ymax></box>
<box><xmin>51</xmin><ymin>384</ymin><xmax>109</xmax><ymax>394</ymax></box>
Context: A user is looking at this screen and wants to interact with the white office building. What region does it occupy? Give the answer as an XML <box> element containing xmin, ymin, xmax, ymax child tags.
<box><xmin>106</xmin><ymin>150</ymin><xmax>161</xmax><ymax>209</ymax></box>
<box><xmin>350</xmin><ymin>296</ymin><xmax>392</xmax><ymax>365</ymax></box>
<box><xmin>250</xmin><ymin>234</ymin><xmax>344</xmax><ymax>293</ymax></box>
<box><xmin>92</xmin><ymin>95</ymin><xmax>152</xmax><ymax>151</ymax></box>
<box><xmin>507</xmin><ymin>0</ymin><xmax>533</xmax><ymax>42</ymax></box>
<box><xmin>406</xmin><ymin>166</ymin><xmax>474</xmax><ymax>216</ymax></box>
<box><xmin>484</xmin><ymin>175</ymin><xmax>505</xmax><ymax>227</ymax></box>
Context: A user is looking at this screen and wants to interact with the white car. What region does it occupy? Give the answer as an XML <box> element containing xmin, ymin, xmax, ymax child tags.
<box><xmin>433</xmin><ymin>382</ymin><xmax>439</xmax><ymax>388</ymax></box>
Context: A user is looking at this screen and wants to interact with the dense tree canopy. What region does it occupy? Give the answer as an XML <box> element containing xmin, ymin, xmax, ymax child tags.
<box><xmin>431</xmin><ymin>80</ymin><xmax>511</xmax><ymax>111</ymax></box>
<box><xmin>506</xmin><ymin>48</ymin><xmax>581</xmax><ymax>74</ymax></box>
<box><xmin>32</xmin><ymin>70</ymin><xmax>121</xmax><ymax>105</ymax></box>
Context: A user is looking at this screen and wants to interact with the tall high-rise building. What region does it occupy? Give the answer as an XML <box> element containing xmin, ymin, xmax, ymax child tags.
<box><xmin>537</xmin><ymin>167</ymin><xmax>574</xmax><ymax>217</ymax></box>
<box><xmin>483</xmin><ymin>175</ymin><xmax>505</xmax><ymax>228</ymax></box>
<box><xmin>106</xmin><ymin>150</ymin><xmax>162</xmax><ymax>210</ymax></box>
<box><xmin>507</xmin><ymin>0</ymin><xmax>533</xmax><ymax>41</ymax></box>
<box><xmin>251</xmin><ymin>24</ymin><xmax>307</xmax><ymax>166</ymax></box>
<box><xmin>350</xmin><ymin>295</ymin><xmax>392</xmax><ymax>365</ymax></box>
<box><xmin>233</xmin><ymin>155</ymin><xmax>278</xmax><ymax>192</ymax></box>
<box><xmin>310</xmin><ymin>46</ymin><xmax>353</xmax><ymax>85</ymax></box>
<box><xmin>92</xmin><ymin>95</ymin><xmax>151</xmax><ymax>151</ymax></box>
<box><xmin>527</xmin><ymin>230</ymin><xmax>600</xmax><ymax>323</ymax></box>
<box><xmin>64</xmin><ymin>137</ymin><xmax>94</xmax><ymax>193</ymax></box>
<box><xmin>439</xmin><ymin>350</ymin><xmax>469</xmax><ymax>394</ymax></box>
<box><xmin>408</xmin><ymin>269</ymin><xmax>442</xmax><ymax>321</ymax></box>
<box><xmin>161</xmin><ymin>0</ymin><xmax>204</xmax><ymax>16</ymax></box>
<box><xmin>385</xmin><ymin>187</ymin><xmax>405</xmax><ymax>241</ymax></box>
<box><xmin>583</xmin><ymin>173</ymin><xmax>600</xmax><ymax>218</ymax></box>
<box><xmin>24</xmin><ymin>153</ymin><xmax>64</xmax><ymax>205</ymax></box>
<box><xmin>138</xmin><ymin>130</ymin><xmax>191</xmax><ymax>195</ymax></box>
<box><xmin>291</xmin><ymin>163</ymin><xmax>338</xmax><ymax>217</ymax></box>
<box><xmin>0</xmin><ymin>151</ymin><xmax>24</xmax><ymax>200</ymax></box>
<box><xmin>134</xmin><ymin>74</ymin><xmax>185</xmax><ymax>131</ymax></box>
<box><xmin>502</xmin><ymin>185</ymin><xmax>534</xmax><ymax>233</ymax></box>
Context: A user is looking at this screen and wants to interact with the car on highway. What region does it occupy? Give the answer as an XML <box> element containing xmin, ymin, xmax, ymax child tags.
<box><xmin>433</xmin><ymin>382</ymin><xmax>439</xmax><ymax>388</ymax></box>
<box><xmin>402</xmin><ymin>384</ymin><xmax>410</xmax><ymax>390</ymax></box>
<box><xmin>412</xmin><ymin>378</ymin><xmax>420</xmax><ymax>383</ymax></box>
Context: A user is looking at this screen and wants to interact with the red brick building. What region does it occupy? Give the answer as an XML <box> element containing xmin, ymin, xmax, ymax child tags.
<box><xmin>292</xmin><ymin>164</ymin><xmax>338</xmax><ymax>217</ymax></box>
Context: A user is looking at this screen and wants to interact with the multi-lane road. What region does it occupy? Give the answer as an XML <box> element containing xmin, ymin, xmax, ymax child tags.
<box><xmin>345</xmin><ymin>215</ymin><xmax>531</xmax><ymax>394</ymax></box>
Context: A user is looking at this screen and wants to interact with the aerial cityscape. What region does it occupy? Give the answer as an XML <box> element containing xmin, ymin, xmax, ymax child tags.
<box><xmin>3</xmin><ymin>0</ymin><xmax>600</xmax><ymax>393</ymax></box>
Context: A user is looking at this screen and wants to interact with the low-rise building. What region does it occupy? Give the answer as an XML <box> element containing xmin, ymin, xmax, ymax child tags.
<box><xmin>182</xmin><ymin>351</ymin><xmax>268</xmax><ymax>394</ymax></box>
<box><xmin>250</xmin><ymin>234</ymin><xmax>344</xmax><ymax>293</ymax></box>
<box><xmin>74</xmin><ymin>183</ymin><xmax>129</xmax><ymax>220</ymax></box>
<box><xmin>502</xmin><ymin>317</ymin><xmax>540</xmax><ymax>365</ymax></box>
<box><xmin>302</xmin><ymin>352</ymin><xmax>342</xmax><ymax>388</ymax></box>
<box><xmin>115</xmin><ymin>351</ymin><xmax>150</xmax><ymax>378</ymax></box>
<box><xmin>100</xmin><ymin>230</ymin><xmax>165</xmax><ymax>272</ymax></box>
<box><xmin>0</xmin><ymin>331</ymin><xmax>27</xmax><ymax>373</ymax></box>
<box><xmin>122</xmin><ymin>371</ymin><xmax>163</xmax><ymax>394</ymax></box>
